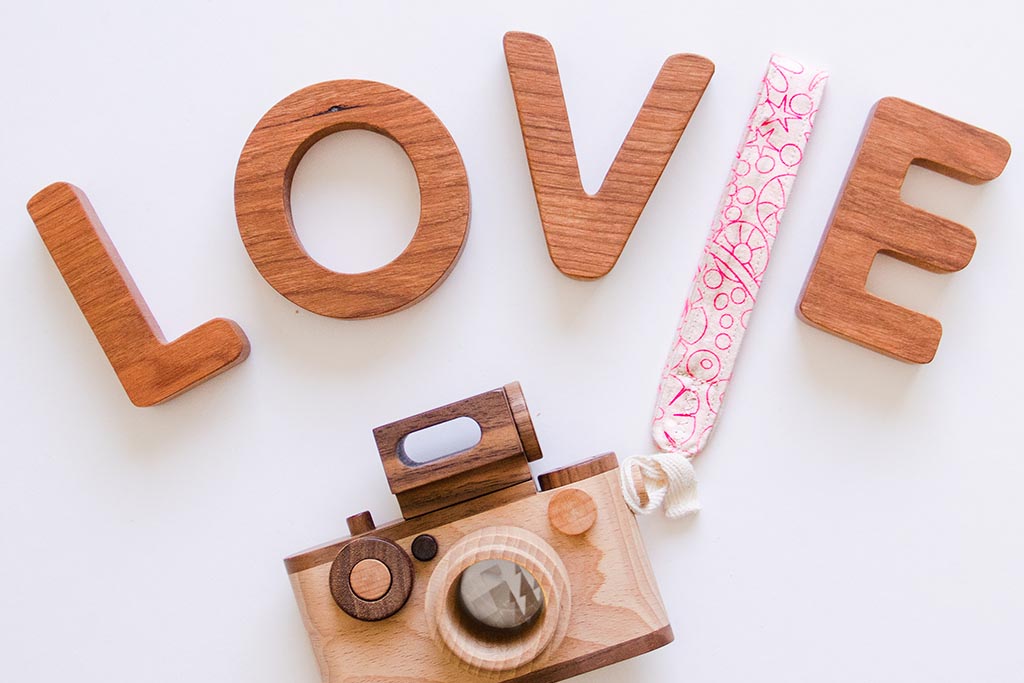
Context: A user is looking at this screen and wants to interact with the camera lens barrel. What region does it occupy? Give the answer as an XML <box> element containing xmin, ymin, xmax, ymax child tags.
<box><xmin>425</xmin><ymin>526</ymin><xmax>572</xmax><ymax>673</ymax></box>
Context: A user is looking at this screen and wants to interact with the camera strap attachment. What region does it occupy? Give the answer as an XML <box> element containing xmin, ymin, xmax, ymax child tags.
<box><xmin>621</xmin><ymin>55</ymin><xmax>828</xmax><ymax>518</ymax></box>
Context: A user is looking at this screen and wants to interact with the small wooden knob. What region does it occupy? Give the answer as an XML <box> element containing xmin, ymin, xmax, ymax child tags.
<box><xmin>547</xmin><ymin>488</ymin><xmax>597</xmax><ymax>536</ymax></box>
<box><xmin>349</xmin><ymin>559</ymin><xmax>392</xmax><ymax>601</ymax></box>
<box><xmin>629</xmin><ymin>462</ymin><xmax>650</xmax><ymax>508</ymax></box>
<box><xmin>411</xmin><ymin>534</ymin><xmax>438</xmax><ymax>562</ymax></box>
<box><xmin>346</xmin><ymin>511</ymin><xmax>376</xmax><ymax>536</ymax></box>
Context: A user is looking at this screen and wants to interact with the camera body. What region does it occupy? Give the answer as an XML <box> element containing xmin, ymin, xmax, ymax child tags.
<box><xmin>285</xmin><ymin>383</ymin><xmax>672</xmax><ymax>682</ymax></box>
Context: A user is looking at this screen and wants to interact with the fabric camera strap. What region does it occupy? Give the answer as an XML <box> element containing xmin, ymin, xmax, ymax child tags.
<box><xmin>621</xmin><ymin>55</ymin><xmax>828</xmax><ymax>517</ymax></box>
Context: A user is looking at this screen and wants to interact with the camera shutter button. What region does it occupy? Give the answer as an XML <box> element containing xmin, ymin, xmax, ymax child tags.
<box><xmin>411</xmin><ymin>534</ymin><xmax>438</xmax><ymax>561</ymax></box>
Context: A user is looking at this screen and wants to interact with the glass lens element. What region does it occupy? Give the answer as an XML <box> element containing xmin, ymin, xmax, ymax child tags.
<box><xmin>457</xmin><ymin>559</ymin><xmax>544</xmax><ymax>631</ymax></box>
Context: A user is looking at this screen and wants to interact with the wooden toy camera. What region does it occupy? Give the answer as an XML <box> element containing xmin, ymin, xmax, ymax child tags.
<box><xmin>284</xmin><ymin>383</ymin><xmax>672</xmax><ymax>682</ymax></box>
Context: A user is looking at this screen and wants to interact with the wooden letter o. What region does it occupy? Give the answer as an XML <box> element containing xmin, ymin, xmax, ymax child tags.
<box><xmin>235</xmin><ymin>80</ymin><xmax>470</xmax><ymax>319</ymax></box>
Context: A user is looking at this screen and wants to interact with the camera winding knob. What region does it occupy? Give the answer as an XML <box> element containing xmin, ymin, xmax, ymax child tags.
<box><xmin>330</xmin><ymin>536</ymin><xmax>414</xmax><ymax>621</ymax></box>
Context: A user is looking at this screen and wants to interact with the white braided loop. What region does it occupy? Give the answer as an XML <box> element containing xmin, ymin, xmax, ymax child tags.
<box><xmin>620</xmin><ymin>453</ymin><xmax>699</xmax><ymax>519</ymax></box>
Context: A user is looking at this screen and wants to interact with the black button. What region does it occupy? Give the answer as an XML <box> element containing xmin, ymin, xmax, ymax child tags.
<box><xmin>411</xmin><ymin>534</ymin><xmax>438</xmax><ymax>561</ymax></box>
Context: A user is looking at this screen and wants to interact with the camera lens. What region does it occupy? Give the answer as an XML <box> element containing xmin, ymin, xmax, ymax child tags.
<box><xmin>456</xmin><ymin>559</ymin><xmax>544</xmax><ymax>632</ymax></box>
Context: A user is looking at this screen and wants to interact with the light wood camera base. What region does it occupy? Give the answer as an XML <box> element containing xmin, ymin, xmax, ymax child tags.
<box><xmin>286</xmin><ymin>466</ymin><xmax>672</xmax><ymax>683</ymax></box>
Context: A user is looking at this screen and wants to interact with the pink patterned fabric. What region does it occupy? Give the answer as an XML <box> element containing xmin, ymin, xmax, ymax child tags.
<box><xmin>652</xmin><ymin>55</ymin><xmax>828</xmax><ymax>456</ymax></box>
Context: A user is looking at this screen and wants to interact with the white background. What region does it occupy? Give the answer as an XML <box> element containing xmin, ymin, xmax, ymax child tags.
<box><xmin>2</xmin><ymin>1</ymin><xmax>1022</xmax><ymax>681</ymax></box>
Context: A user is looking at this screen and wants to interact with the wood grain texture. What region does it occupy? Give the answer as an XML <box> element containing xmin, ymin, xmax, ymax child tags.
<box><xmin>235</xmin><ymin>80</ymin><xmax>470</xmax><ymax>319</ymax></box>
<box><xmin>629</xmin><ymin>463</ymin><xmax>651</xmax><ymax>509</ymax></box>
<box><xmin>547</xmin><ymin>488</ymin><xmax>598</xmax><ymax>536</ymax></box>
<box><xmin>348</xmin><ymin>559</ymin><xmax>391</xmax><ymax>601</ymax></box>
<box><xmin>285</xmin><ymin>481</ymin><xmax>540</xmax><ymax>575</ymax></box>
<box><xmin>287</xmin><ymin>466</ymin><xmax>672</xmax><ymax>683</ymax></box>
<box><xmin>28</xmin><ymin>182</ymin><xmax>250</xmax><ymax>406</ymax></box>
<box><xmin>329</xmin><ymin>536</ymin><xmax>413</xmax><ymax>622</ymax></box>
<box><xmin>799</xmin><ymin>97</ymin><xmax>1011</xmax><ymax>363</ymax></box>
<box><xmin>374</xmin><ymin>387</ymin><xmax>536</xmax><ymax>519</ymax></box>
<box><xmin>425</xmin><ymin>526</ymin><xmax>572</xmax><ymax>674</ymax></box>
<box><xmin>346</xmin><ymin>511</ymin><xmax>376</xmax><ymax>536</ymax></box>
<box><xmin>537</xmin><ymin>453</ymin><xmax>618</xmax><ymax>492</ymax></box>
<box><xmin>507</xmin><ymin>625</ymin><xmax>672</xmax><ymax>683</ymax></box>
<box><xmin>394</xmin><ymin>456</ymin><xmax>532</xmax><ymax>521</ymax></box>
<box><xmin>504</xmin><ymin>381</ymin><xmax>543</xmax><ymax>462</ymax></box>
<box><xmin>503</xmin><ymin>31</ymin><xmax>714</xmax><ymax>280</ymax></box>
